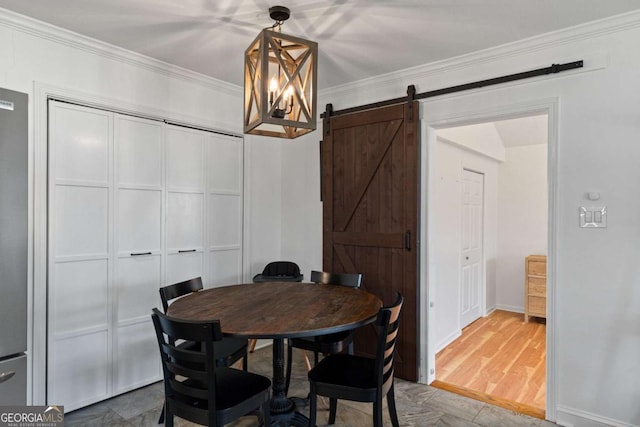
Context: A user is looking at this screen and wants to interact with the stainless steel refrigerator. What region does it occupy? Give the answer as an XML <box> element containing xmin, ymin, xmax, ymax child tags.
<box><xmin>0</xmin><ymin>87</ymin><xmax>28</xmax><ymax>405</ymax></box>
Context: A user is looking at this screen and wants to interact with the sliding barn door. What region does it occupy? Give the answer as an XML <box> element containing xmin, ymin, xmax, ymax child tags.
<box><xmin>322</xmin><ymin>102</ymin><xmax>419</xmax><ymax>381</ymax></box>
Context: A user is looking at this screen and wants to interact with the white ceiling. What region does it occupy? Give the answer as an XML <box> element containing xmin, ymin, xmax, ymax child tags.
<box><xmin>0</xmin><ymin>0</ymin><xmax>639</xmax><ymax>89</ymax></box>
<box><xmin>494</xmin><ymin>114</ymin><xmax>548</xmax><ymax>147</ymax></box>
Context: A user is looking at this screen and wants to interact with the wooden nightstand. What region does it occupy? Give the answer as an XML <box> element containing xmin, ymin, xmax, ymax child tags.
<box><xmin>525</xmin><ymin>255</ymin><xmax>547</xmax><ymax>322</ymax></box>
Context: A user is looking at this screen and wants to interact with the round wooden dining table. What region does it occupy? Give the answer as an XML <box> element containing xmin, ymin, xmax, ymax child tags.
<box><xmin>167</xmin><ymin>281</ymin><xmax>382</xmax><ymax>427</ymax></box>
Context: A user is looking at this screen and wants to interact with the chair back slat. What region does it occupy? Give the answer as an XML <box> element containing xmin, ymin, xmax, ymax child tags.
<box><xmin>159</xmin><ymin>277</ymin><xmax>203</xmax><ymax>312</ymax></box>
<box><xmin>170</xmin><ymin>378</ymin><xmax>209</xmax><ymax>400</ymax></box>
<box><xmin>310</xmin><ymin>270</ymin><xmax>362</xmax><ymax>288</ymax></box>
<box><xmin>374</xmin><ymin>293</ymin><xmax>403</xmax><ymax>391</ymax></box>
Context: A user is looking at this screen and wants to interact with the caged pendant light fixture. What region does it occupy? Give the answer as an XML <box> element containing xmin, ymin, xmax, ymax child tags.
<box><xmin>244</xmin><ymin>6</ymin><xmax>318</xmax><ymax>139</ymax></box>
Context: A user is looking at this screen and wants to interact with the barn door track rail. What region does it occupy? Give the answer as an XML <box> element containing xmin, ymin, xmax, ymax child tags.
<box><xmin>321</xmin><ymin>60</ymin><xmax>583</xmax><ymax>119</ymax></box>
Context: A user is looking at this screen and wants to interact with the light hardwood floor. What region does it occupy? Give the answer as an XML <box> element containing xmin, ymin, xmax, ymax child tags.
<box><xmin>435</xmin><ymin>310</ymin><xmax>546</xmax><ymax>418</ymax></box>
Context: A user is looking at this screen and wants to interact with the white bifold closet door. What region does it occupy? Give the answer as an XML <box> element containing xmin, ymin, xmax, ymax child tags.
<box><xmin>48</xmin><ymin>102</ymin><xmax>113</xmax><ymax>411</ymax></box>
<box><xmin>47</xmin><ymin>101</ymin><xmax>243</xmax><ymax>411</ymax></box>
<box><xmin>113</xmin><ymin>115</ymin><xmax>164</xmax><ymax>394</ymax></box>
<box><xmin>205</xmin><ymin>130</ymin><xmax>243</xmax><ymax>287</ymax></box>
<box><xmin>165</xmin><ymin>125</ymin><xmax>206</xmax><ymax>284</ymax></box>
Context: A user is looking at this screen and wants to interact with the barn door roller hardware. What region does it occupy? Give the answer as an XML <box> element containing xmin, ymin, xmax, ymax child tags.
<box><xmin>321</xmin><ymin>60</ymin><xmax>583</xmax><ymax>118</ymax></box>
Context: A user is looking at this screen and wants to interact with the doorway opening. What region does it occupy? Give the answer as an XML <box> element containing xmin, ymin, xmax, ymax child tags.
<box><xmin>428</xmin><ymin>113</ymin><xmax>549</xmax><ymax>418</ymax></box>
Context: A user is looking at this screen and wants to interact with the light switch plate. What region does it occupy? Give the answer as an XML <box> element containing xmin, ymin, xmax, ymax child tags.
<box><xmin>580</xmin><ymin>206</ymin><xmax>607</xmax><ymax>228</ymax></box>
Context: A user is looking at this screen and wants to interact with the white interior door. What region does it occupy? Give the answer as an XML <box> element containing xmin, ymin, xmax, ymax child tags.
<box><xmin>208</xmin><ymin>133</ymin><xmax>243</xmax><ymax>287</ymax></box>
<box><xmin>165</xmin><ymin>125</ymin><xmax>206</xmax><ymax>285</ymax></box>
<box><xmin>48</xmin><ymin>101</ymin><xmax>112</xmax><ymax>410</ymax></box>
<box><xmin>113</xmin><ymin>114</ymin><xmax>163</xmax><ymax>393</ymax></box>
<box><xmin>460</xmin><ymin>169</ymin><xmax>484</xmax><ymax>328</ymax></box>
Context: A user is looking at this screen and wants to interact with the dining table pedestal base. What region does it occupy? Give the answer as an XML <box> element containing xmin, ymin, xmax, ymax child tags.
<box><xmin>269</xmin><ymin>338</ymin><xmax>310</xmax><ymax>427</ymax></box>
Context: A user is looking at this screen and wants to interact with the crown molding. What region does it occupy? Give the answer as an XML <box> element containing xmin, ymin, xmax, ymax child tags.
<box><xmin>320</xmin><ymin>9</ymin><xmax>640</xmax><ymax>99</ymax></box>
<box><xmin>0</xmin><ymin>7</ymin><xmax>242</xmax><ymax>97</ymax></box>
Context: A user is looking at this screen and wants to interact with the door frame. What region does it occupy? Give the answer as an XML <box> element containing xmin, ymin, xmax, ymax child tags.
<box><xmin>419</xmin><ymin>97</ymin><xmax>559</xmax><ymax>420</ymax></box>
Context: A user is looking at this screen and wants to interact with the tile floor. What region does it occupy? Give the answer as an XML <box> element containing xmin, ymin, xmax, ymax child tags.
<box><xmin>64</xmin><ymin>346</ymin><xmax>558</xmax><ymax>426</ymax></box>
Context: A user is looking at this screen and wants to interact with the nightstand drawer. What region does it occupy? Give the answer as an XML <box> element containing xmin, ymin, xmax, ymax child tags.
<box><xmin>528</xmin><ymin>296</ymin><xmax>546</xmax><ymax>317</ymax></box>
<box><xmin>528</xmin><ymin>277</ymin><xmax>546</xmax><ymax>297</ymax></box>
<box><xmin>528</xmin><ymin>260</ymin><xmax>546</xmax><ymax>276</ymax></box>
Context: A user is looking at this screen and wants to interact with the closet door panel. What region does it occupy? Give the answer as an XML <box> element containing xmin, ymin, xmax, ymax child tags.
<box><xmin>116</xmin><ymin>256</ymin><xmax>161</xmax><ymax>320</ymax></box>
<box><xmin>116</xmin><ymin>117</ymin><xmax>163</xmax><ymax>187</ymax></box>
<box><xmin>209</xmin><ymin>249</ymin><xmax>242</xmax><ymax>287</ymax></box>
<box><xmin>49</xmin><ymin>331</ymin><xmax>109</xmax><ymax>410</ymax></box>
<box><xmin>117</xmin><ymin>189</ymin><xmax>161</xmax><ymax>253</ymax></box>
<box><xmin>53</xmin><ymin>106</ymin><xmax>109</xmax><ymax>184</ymax></box>
<box><xmin>166</xmin><ymin>127</ymin><xmax>205</xmax><ymax>190</ymax></box>
<box><xmin>167</xmin><ymin>192</ymin><xmax>203</xmax><ymax>250</ymax></box>
<box><xmin>53</xmin><ymin>260</ymin><xmax>109</xmax><ymax>334</ymax></box>
<box><xmin>115</xmin><ymin>321</ymin><xmax>160</xmax><ymax>392</ymax></box>
<box><xmin>54</xmin><ymin>186</ymin><xmax>109</xmax><ymax>257</ymax></box>
<box><xmin>208</xmin><ymin>135</ymin><xmax>242</xmax><ymax>192</ymax></box>
<box><xmin>209</xmin><ymin>194</ymin><xmax>241</xmax><ymax>247</ymax></box>
<box><xmin>167</xmin><ymin>252</ymin><xmax>204</xmax><ymax>285</ymax></box>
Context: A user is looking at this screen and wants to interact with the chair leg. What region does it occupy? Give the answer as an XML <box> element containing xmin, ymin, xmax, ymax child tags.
<box><xmin>164</xmin><ymin>410</ymin><xmax>174</xmax><ymax>427</ymax></box>
<box><xmin>157</xmin><ymin>403</ymin><xmax>165</xmax><ymax>424</ymax></box>
<box><xmin>256</xmin><ymin>401</ymin><xmax>270</xmax><ymax>427</ymax></box>
<box><xmin>248</xmin><ymin>338</ymin><xmax>257</xmax><ymax>352</ymax></box>
<box><xmin>387</xmin><ymin>383</ymin><xmax>400</xmax><ymax>427</ymax></box>
<box><xmin>285</xmin><ymin>341</ymin><xmax>293</xmax><ymax>395</ymax></box>
<box><xmin>348</xmin><ymin>341</ymin><xmax>354</xmax><ymax>355</ymax></box>
<box><xmin>328</xmin><ymin>398</ymin><xmax>338</xmax><ymax>424</ymax></box>
<box><xmin>309</xmin><ymin>388</ymin><xmax>318</xmax><ymax>427</ymax></box>
<box><xmin>302</xmin><ymin>350</ymin><xmax>312</xmax><ymax>371</ymax></box>
<box><xmin>314</xmin><ymin>350</ymin><xmax>319</xmax><ymax>367</ymax></box>
<box><xmin>242</xmin><ymin>353</ymin><xmax>248</xmax><ymax>371</ymax></box>
<box><xmin>373</xmin><ymin>398</ymin><xmax>383</xmax><ymax>427</ymax></box>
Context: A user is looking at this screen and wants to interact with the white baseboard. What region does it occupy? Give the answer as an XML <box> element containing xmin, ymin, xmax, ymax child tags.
<box><xmin>436</xmin><ymin>330</ymin><xmax>462</xmax><ymax>353</ymax></box>
<box><xmin>556</xmin><ymin>405</ymin><xmax>636</xmax><ymax>427</ymax></box>
<box><xmin>494</xmin><ymin>304</ymin><xmax>525</xmax><ymax>314</ymax></box>
<box><xmin>484</xmin><ymin>306</ymin><xmax>496</xmax><ymax>316</ymax></box>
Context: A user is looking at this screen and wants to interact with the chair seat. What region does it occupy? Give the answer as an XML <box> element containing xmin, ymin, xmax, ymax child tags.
<box><xmin>169</xmin><ymin>368</ymin><xmax>271</xmax><ymax>424</ymax></box>
<box><xmin>289</xmin><ymin>331</ymin><xmax>353</xmax><ymax>353</ymax></box>
<box><xmin>177</xmin><ymin>368</ymin><xmax>271</xmax><ymax>410</ymax></box>
<box><xmin>308</xmin><ymin>353</ymin><xmax>377</xmax><ymax>392</ymax></box>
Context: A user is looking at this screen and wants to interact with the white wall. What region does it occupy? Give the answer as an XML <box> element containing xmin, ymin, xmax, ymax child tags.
<box><xmin>431</xmin><ymin>137</ymin><xmax>499</xmax><ymax>352</ymax></box>
<box><xmin>496</xmin><ymin>144</ymin><xmax>548</xmax><ymax>312</ymax></box>
<box><xmin>280</xmin><ymin>139</ymin><xmax>323</xmax><ymax>278</ymax></box>
<box><xmin>244</xmin><ymin>135</ymin><xmax>283</xmax><ymax>279</ymax></box>
<box><xmin>0</xmin><ymin>8</ymin><xmax>282</xmax><ymax>404</ymax></box>
<box><xmin>281</xmin><ymin>12</ymin><xmax>640</xmax><ymax>427</ymax></box>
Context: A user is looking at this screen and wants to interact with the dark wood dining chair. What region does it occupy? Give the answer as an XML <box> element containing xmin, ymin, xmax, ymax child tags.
<box><xmin>307</xmin><ymin>293</ymin><xmax>403</xmax><ymax>427</ymax></box>
<box><xmin>159</xmin><ymin>277</ymin><xmax>249</xmax><ymax>370</ymax></box>
<box><xmin>249</xmin><ymin>261</ymin><xmax>304</xmax><ymax>353</ymax></box>
<box><xmin>151</xmin><ymin>308</ymin><xmax>271</xmax><ymax>427</ymax></box>
<box><xmin>158</xmin><ymin>277</ymin><xmax>249</xmax><ymax>424</ymax></box>
<box><xmin>285</xmin><ymin>270</ymin><xmax>362</xmax><ymax>395</ymax></box>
